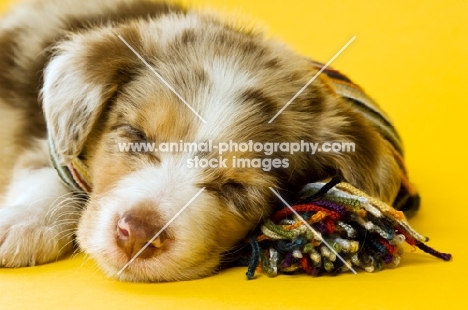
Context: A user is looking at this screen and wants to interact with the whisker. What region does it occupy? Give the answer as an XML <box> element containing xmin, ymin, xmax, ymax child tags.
<box><xmin>43</xmin><ymin>220</ymin><xmax>78</xmax><ymax>234</ymax></box>
<box><xmin>47</xmin><ymin>227</ymin><xmax>77</xmax><ymax>242</ymax></box>
<box><xmin>55</xmin><ymin>238</ymin><xmax>77</xmax><ymax>260</ymax></box>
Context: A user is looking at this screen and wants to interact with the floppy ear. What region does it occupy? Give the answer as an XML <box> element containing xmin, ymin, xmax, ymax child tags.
<box><xmin>41</xmin><ymin>28</ymin><xmax>142</xmax><ymax>165</ymax></box>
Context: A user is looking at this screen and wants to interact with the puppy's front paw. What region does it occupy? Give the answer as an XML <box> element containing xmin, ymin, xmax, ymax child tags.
<box><xmin>0</xmin><ymin>204</ymin><xmax>79</xmax><ymax>267</ymax></box>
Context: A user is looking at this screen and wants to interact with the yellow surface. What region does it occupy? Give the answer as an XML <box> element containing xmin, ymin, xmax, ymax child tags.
<box><xmin>1</xmin><ymin>0</ymin><xmax>467</xmax><ymax>309</ymax></box>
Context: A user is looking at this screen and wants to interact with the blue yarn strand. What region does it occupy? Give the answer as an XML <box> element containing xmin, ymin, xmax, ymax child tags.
<box><xmin>246</xmin><ymin>235</ymin><xmax>261</xmax><ymax>280</ymax></box>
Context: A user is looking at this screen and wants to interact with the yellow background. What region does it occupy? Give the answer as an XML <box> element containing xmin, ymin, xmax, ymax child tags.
<box><xmin>1</xmin><ymin>0</ymin><xmax>467</xmax><ymax>309</ymax></box>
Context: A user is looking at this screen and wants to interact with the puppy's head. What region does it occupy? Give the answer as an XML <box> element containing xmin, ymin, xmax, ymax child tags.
<box><xmin>42</xmin><ymin>12</ymin><xmax>390</xmax><ymax>281</ymax></box>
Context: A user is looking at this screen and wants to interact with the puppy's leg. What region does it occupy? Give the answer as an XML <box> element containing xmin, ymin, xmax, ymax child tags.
<box><xmin>0</xmin><ymin>139</ymin><xmax>81</xmax><ymax>267</ymax></box>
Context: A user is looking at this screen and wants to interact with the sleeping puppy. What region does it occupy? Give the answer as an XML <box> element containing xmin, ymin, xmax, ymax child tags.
<box><xmin>0</xmin><ymin>0</ymin><xmax>401</xmax><ymax>282</ymax></box>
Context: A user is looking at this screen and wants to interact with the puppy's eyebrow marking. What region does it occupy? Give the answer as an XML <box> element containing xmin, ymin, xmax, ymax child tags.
<box><xmin>268</xmin><ymin>36</ymin><xmax>356</xmax><ymax>123</ymax></box>
<box><xmin>268</xmin><ymin>187</ymin><xmax>358</xmax><ymax>274</ymax></box>
<box><xmin>117</xmin><ymin>35</ymin><xmax>207</xmax><ymax>124</ymax></box>
<box><xmin>117</xmin><ymin>187</ymin><xmax>206</xmax><ymax>276</ymax></box>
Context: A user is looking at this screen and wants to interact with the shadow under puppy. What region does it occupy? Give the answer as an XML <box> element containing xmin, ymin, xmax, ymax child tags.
<box><xmin>0</xmin><ymin>0</ymin><xmax>415</xmax><ymax>282</ymax></box>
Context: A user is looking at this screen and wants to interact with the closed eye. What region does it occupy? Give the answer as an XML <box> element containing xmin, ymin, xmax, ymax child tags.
<box><xmin>221</xmin><ymin>181</ymin><xmax>246</xmax><ymax>195</ymax></box>
<box><xmin>220</xmin><ymin>181</ymin><xmax>250</xmax><ymax>212</ymax></box>
<box><xmin>118</xmin><ymin>124</ymin><xmax>148</xmax><ymax>142</ymax></box>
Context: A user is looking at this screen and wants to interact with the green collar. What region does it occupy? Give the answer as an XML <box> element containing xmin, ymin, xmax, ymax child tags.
<box><xmin>48</xmin><ymin>133</ymin><xmax>92</xmax><ymax>193</ymax></box>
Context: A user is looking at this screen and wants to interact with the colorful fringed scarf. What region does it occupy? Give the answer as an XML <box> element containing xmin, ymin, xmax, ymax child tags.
<box><xmin>241</xmin><ymin>177</ymin><xmax>451</xmax><ymax>279</ymax></box>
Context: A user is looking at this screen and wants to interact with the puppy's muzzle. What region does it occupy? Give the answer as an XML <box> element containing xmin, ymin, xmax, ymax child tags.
<box><xmin>116</xmin><ymin>212</ymin><xmax>167</xmax><ymax>259</ymax></box>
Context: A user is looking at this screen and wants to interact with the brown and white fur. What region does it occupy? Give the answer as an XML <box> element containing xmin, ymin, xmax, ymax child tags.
<box><xmin>0</xmin><ymin>0</ymin><xmax>400</xmax><ymax>282</ymax></box>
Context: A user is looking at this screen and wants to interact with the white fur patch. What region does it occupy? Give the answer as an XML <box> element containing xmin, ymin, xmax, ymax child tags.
<box><xmin>0</xmin><ymin>139</ymin><xmax>80</xmax><ymax>267</ymax></box>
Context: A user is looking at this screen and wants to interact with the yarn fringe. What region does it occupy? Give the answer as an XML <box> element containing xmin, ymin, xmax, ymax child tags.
<box><xmin>239</xmin><ymin>179</ymin><xmax>451</xmax><ymax>279</ymax></box>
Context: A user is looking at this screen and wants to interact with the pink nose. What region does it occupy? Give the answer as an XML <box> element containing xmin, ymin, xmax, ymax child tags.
<box><xmin>116</xmin><ymin>213</ymin><xmax>164</xmax><ymax>259</ymax></box>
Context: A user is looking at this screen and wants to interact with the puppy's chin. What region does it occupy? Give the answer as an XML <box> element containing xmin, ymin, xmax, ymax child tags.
<box><xmin>76</xmin><ymin>167</ymin><xmax>249</xmax><ymax>282</ymax></box>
